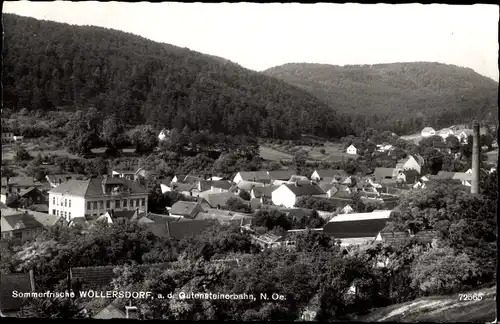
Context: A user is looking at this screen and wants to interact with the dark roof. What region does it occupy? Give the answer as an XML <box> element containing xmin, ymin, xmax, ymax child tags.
<box><xmin>30</xmin><ymin>211</ymin><xmax>66</xmax><ymax>227</ymax></box>
<box><xmin>205</xmin><ymin>192</ymin><xmax>241</xmax><ymax>208</ymax></box>
<box><xmin>165</xmin><ymin>219</ymin><xmax>215</xmax><ymax>240</ymax></box>
<box><xmin>267</xmin><ymin>170</ymin><xmax>295</xmax><ymax>180</ymax></box>
<box><xmin>18</xmin><ymin>187</ymin><xmax>39</xmax><ymax>197</ymax></box>
<box><xmin>323</xmin><ymin>218</ymin><xmax>389</xmax><ymax>238</ymax></box>
<box><xmin>169</xmin><ymin>201</ymin><xmax>201</xmax><ymax>217</ymax></box>
<box><xmin>1</xmin><ymin>177</ymin><xmax>42</xmax><ymax>188</ymax></box>
<box><xmin>1</xmin><ymin>212</ymin><xmax>44</xmax><ymax>232</ymax></box>
<box><xmin>313</xmin><ymin>169</ymin><xmax>348</xmax><ymax>179</ymax></box>
<box><xmin>0</xmin><ymin>272</ymin><xmax>34</xmax><ymax>311</ymax></box>
<box><xmin>146</xmin><ymin>212</ymin><xmax>182</xmax><ymax>224</ymax></box>
<box><xmin>283</xmin><ymin>183</ymin><xmax>326</xmax><ymax>196</ymax></box>
<box><xmin>235</xmin><ymin>171</ymin><xmax>271</xmax><ymax>182</ymax></box>
<box><xmin>251</xmin><ymin>186</ymin><xmax>278</xmax><ymax>198</ymax></box>
<box><xmin>110</xmin><ymin>210</ymin><xmax>137</xmax><ymax>220</ymax></box>
<box><xmin>210</xmin><ymin>180</ymin><xmax>233</xmax><ymax>190</ymax></box>
<box><xmin>171</xmin><ymin>182</ymin><xmax>196</xmax><ymax>192</ymax></box>
<box><xmin>48</xmin><ymin>176</ymin><xmax>147</xmax><ymax>197</ymax></box>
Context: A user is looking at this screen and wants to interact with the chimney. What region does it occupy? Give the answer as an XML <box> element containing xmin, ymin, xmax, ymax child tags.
<box><xmin>471</xmin><ymin>121</ymin><xmax>480</xmax><ymax>194</ymax></box>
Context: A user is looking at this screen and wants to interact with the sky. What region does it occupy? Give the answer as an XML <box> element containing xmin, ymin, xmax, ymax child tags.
<box><xmin>3</xmin><ymin>2</ymin><xmax>499</xmax><ymax>81</ymax></box>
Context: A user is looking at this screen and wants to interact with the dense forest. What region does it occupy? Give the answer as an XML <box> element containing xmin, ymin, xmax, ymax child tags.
<box><xmin>264</xmin><ymin>63</ymin><xmax>498</xmax><ymax>135</ymax></box>
<box><xmin>2</xmin><ymin>14</ymin><xmax>353</xmax><ymax>140</ymax></box>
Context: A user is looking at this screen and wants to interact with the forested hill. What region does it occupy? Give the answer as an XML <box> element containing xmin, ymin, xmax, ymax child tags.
<box><xmin>264</xmin><ymin>62</ymin><xmax>498</xmax><ymax>135</ymax></box>
<box><xmin>2</xmin><ymin>14</ymin><xmax>353</xmax><ymax>140</ymax></box>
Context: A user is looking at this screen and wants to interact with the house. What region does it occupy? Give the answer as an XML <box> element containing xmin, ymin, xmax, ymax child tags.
<box><xmin>421</xmin><ymin>127</ymin><xmax>436</xmax><ymax>137</ymax></box>
<box><xmin>145</xmin><ymin>219</ymin><xmax>216</xmax><ymax>240</ymax></box>
<box><xmin>267</xmin><ymin>170</ymin><xmax>296</xmax><ymax>182</ymax></box>
<box><xmin>1</xmin><ymin>211</ymin><xmax>44</xmax><ymax>241</ymax></box>
<box><xmin>271</xmin><ymin>182</ymin><xmax>327</xmax><ymax>208</ymax></box>
<box><xmin>451</xmin><ymin>172</ymin><xmax>472</xmax><ymax>187</ymax></box>
<box><xmin>111</xmin><ymin>169</ymin><xmax>136</xmax><ymax>180</ymax></box>
<box><xmin>48</xmin><ymin>175</ymin><xmax>149</xmax><ymax>222</ymax></box>
<box><xmin>196</xmin><ymin>208</ymin><xmax>254</xmax><ymax>226</ymax></box>
<box><xmin>158</xmin><ymin>128</ymin><xmax>171</xmax><ymax>141</ymax></box>
<box><xmin>322</xmin><ymin>210</ymin><xmax>392</xmax><ymax>246</ymax></box>
<box><xmin>1</xmin><ymin>127</ymin><xmax>14</xmax><ymax>143</ymax></box>
<box><xmin>235</xmin><ymin>180</ymin><xmax>265</xmax><ymax>193</ymax></box>
<box><xmin>0</xmin><ymin>271</ymin><xmax>36</xmax><ymax>316</ymax></box>
<box><xmin>169</xmin><ymin>201</ymin><xmax>205</xmax><ymax>219</ymax></box>
<box><xmin>210</xmin><ymin>180</ymin><xmax>233</xmax><ymax>193</ymax></box>
<box><xmin>250</xmin><ymin>186</ymin><xmax>278</xmax><ymax>201</ymax></box>
<box><xmin>159</xmin><ymin>178</ymin><xmax>173</xmax><ymax>194</ymax></box>
<box><xmin>395</xmin><ymin>155</ymin><xmax>423</xmax><ymax>174</ymax></box>
<box><xmin>346</xmin><ymin>144</ymin><xmax>357</xmax><ymax>155</ymax></box>
<box><xmin>318</xmin><ymin>183</ymin><xmax>338</xmax><ymax>198</ymax></box>
<box><xmin>1</xmin><ymin>177</ymin><xmax>45</xmax><ymax>195</ymax></box>
<box><xmin>438</xmin><ymin>128</ymin><xmax>454</xmax><ymax>140</ymax></box>
<box><xmin>198</xmin><ymin>192</ymin><xmax>241</xmax><ymax>209</ymax></box>
<box><xmin>30</xmin><ymin>211</ymin><xmax>68</xmax><ymax>228</ymax></box>
<box><xmin>250</xmin><ymin>233</ymin><xmax>296</xmax><ymax>251</ymax></box>
<box><xmin>373</xmin><ymin>168</ymin><xmax>399</xmax><ymax>183</ymax></box>
<box><xmin>375</xmin><ymin>231</ymin><xmax>411</xmax><ymax>246</ymax></box>
<box><xmin>171</xmin><ymin>174</ymin><xmax>204</xmax><ymax>184</ymax></box>
<box><xmin>310</xmin><ymin>169</ymin><xmax>348</xmax><ymax>181</ymax></box>
<box><xmin>232</xmin><ymin>171</ymin><xmax>271</xmax><ymax>184</ymax></box>
<box><xmin>17</xmin><ymin>187</ymin><xmax>47</xmax><ymax>205</ymax></box>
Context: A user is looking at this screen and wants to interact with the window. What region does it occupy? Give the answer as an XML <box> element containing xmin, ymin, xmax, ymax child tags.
<box><xmin>52</xmin><ymin>209</ymin><xmax>56</xmax><ymax>215</ymax></box>
<box><xmin>69</xmin><ymin>212</ymin><xmax>71</xmax><ymax>219</ymax></box>
<box><xmin>130</xmin><ymin>199</ymin><xmax>135</xmax><ymax>207</ymax></box>
<box><xmin>64</xmin><ymin>199</ymin><xmax>67</xmax><ymax>207</ymax></box>
<box><xmin>87</xmin><ymin>202</ymin><xmax>91</xmax><ymax>210</ymax></box>
<box><xmin>14</xmin><ymin>232</ymin><xmax>22</xmax><ymax>240</ymax></box>
<box><xmin>64</xmin><ymin>211</ymin><xmax>67</xmax><ymax>218</ymax></box>
<box><xmin>100</xmin><ymin>201</ymin><xmax>104</xmax><ymax>209</ymax></box>
<box><xmin>53</xmin><ymin>197</ymin><xmax>55</xmax><ymax>205</ymax></box>
<box><xmin>136</xmin><ymin>199</ymin><xmax>140</xmax><ymax>206</ymax></box>
<box><xmin>106</xmin><ymin>200</ymin><xmax>110</xmax><ymax>208</ymax></box>
<box><xmin>69</xmin><ymin>199</ymin><xmax>71</xmax><ymax>207</ymax></box>
<box><xmin>141</xmin><ymin>198</ymin><xmax>146</xmax><ymax>206</ymax></box>
<box><xmin>56</xmin><ymin>210</ymin><xmax>59</xmax><ymax>216</ymax></box>
<box><xmin>61</xmin><ymin>198</ymin><xmax>63</xmax><ymax>206</ymax></box>
<box><xmin>93</xmin><ymin>201</ymin><xmax>97</xmax><ymax>209</ymax></box>
<box><xmin>123</xmin><ymin>199</ymin><xmax>128</xmax><ymax>207</ymax></box>
<box><xmin>115</xmin><ymin>200</ymin><xmax>121</xmax><ymax>208</ymax></box>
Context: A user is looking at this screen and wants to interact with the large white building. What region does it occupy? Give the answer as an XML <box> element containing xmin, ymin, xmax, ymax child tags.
<box><xmin>271</xmin><ymin>182</ymin><xmax>327</xmax><ymax>208</ymax></box>
<box><xmin>48</xmin><ymin>176</ymin><xmax>149</xmax><ymax>222</ymax></box>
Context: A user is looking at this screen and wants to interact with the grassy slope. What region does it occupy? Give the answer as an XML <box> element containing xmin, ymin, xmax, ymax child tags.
<box><xmin>356</xmin><ymin>286</ymin><xmax>496</xmax><ymax>322</ymax></box>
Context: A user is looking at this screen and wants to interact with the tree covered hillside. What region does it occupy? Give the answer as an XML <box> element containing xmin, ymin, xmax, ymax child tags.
<box><xmin>2</xmin><ymin>14</ymin><xmax>352</xmax><ymax>140</ymax></box>
<box><xmin>264</xmin><ymin>62</ymin><xmax>498</xmax><ymax>135</ymax></box>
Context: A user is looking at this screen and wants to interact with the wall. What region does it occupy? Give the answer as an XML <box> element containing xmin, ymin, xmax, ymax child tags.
<box><xmin>271</xmin><ymin>186</ymin><xmax>295</xmax><ymax>208</ymax></box>
<box><xmin>49</xmin><ymin>193</ymin><xmax>86</xmax><ymax>220</ymax></box>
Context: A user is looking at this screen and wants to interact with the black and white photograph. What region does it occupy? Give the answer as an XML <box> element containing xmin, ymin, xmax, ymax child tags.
<box><xmin>0</xmin><ymin>2</ymin><xmax>498</xmax><ymax>321</ymax></box>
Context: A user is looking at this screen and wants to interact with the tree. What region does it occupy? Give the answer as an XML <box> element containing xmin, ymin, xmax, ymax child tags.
<box><xmin>14</xmin><ymin>146</ymin><xmax>32</xmax><ymax>162</ymax></box>
<box><xmin>129</xmin><ymin>125</ymin><xmax>158</xmax><ymax>153</ymax></box>
<box><xmin>253</xmin><ymin>209</ymin><xmax>291</xmax><ymax>231</ymax></box>
<box><xmin>238</xmin><ymin>190</ymin><xmax>251</xmax><ymax>201</ymax></box>
<box><xmin>226</xmin><ymin>197</ymin><xmax>251</xmax><ymax>213</ymax></box>
<box><xmin>410</xmin><ymin>246</ymin><xmax>479</xmax><ymax>295</ymax></box>
<box><xmin>64</xmin><ymin>109</ymin><xmax>102</xmax><ymax>155</ymax></box>
<box><xmin>101</xmin><ymin>113</ymin><xmax>125</xmax><ymax>151</ymax></box>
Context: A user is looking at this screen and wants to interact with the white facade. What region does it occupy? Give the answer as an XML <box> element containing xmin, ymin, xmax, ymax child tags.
<box><xmin>233</xmin><ymin>173</ymin><xmax>244</xmax><ymax>184</ymax></box>
<box><xmin>402</xmin><ymin>156</ymin><xmax>422</xmax><ymax>174</ymax></box>
<box><xmin>271</xmin><ymin>185</ymin><xmax>297</xmax><ymax>208</ymax></box>
<box><xmin>346</xmin><ymin>145</ymin><xmax>357</xmax><ymax>155</ymax></box>
<box><xmin>160</xmin><ymin>184</ymin><xmax>172</xmax><ymax>194</ymax></box>
<box><xmin>48</xmin><ymin>192</ymin><xmax>148</xmax><ymax>222</ymax></box>
<box><xmin>310</xmin><ymin>171</ymin><xmax>321</xmax><ymax>181</ymax></box>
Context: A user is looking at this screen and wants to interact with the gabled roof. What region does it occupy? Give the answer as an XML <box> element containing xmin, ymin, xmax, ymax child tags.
<box><xmin>18</xmin><ymin>187</ymin><xmax>40</xmax><ymax>197</ymax></box>
<box><xmin>323</xmin><ymin>216</ymin><xmax>390</xmax><ymax>239</ymax></box>
<box><xmin>171</xmin><ymin>182</ymin><xmax>196</xmax><ymax>192</ymax></box>
<box><xmin>169</xmin><ymin>201</ymin><xmax>202</xmax><ymax>217</ymax></box>
<box><xmin>0</xmin><ymin>272</ymin><xmax>34</xmax><ymax>311</ymax></box>
<box><xmin>165</xmin><ymin>219</ymin><xmax>215</xmax><ymax>240</ymax></box>
<box><xmin>312</xmin><ymin>169</ymin><xmax>348</xmax><ymax>179</ymax></box>
<box><xmin>267</xmin><ymin>170</ymin><xmax>296</xmax><ymax>180</ymax></box>
<box><xmin>210</xmin><ymin>180</ymin><xmax>233</xmax><ymax>190</ymax></box>
<box><xmin>30</xmin><ymin>211</ymin><xmax>67</xmax><ymax>228</ymax></box>
<box><xmin>93</xmin><ymin>302</ymin><xmax>126</xmax><ymax>319</ymax></box>
<box><xmin>48</xmin><ymin>176</ymin><xmax>147</xmax><ymax>197</ymax></box>
<box><xmin>251</xmin><ymin>186</ymin><xmax>279</xmax><ymax>198</ymax></box>
<box><xmin>1</xmin><ymin>177</ymin><xmax>42</xmax><ymax>188</ymax></box>
<box><xmin>1</xmin><ymin>212</ymin><xmax>44</xmax><ymax>232</ymax></box>
<box><xmin>235</xmin><ymin>171</ymin><xmax>271</xmax><ymax>182</ymax></box>
<box><xmin>282</xmin><ymin>183</ymin><xmax>326</xmax><ymax>196</ymax></box>
<box><xmin>203</xmin><ymin>192</ymin><xmax>241</xmax><ymax>208</ymax></box>
<box><xmin>319</xmin><ymin>182</ymin><xmax>337</xmax><ymax>192</ymax></box>
<box><xmin>237</xmin><ymin>180</ymin><xmax>265</xmax><ymax>191</ymax></box>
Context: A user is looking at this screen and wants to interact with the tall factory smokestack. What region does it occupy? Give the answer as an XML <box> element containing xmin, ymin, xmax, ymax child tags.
<box><xmin>471</xmin><ymin>121</ymin><xmax>480</xmax><ymax>194</ymax></box>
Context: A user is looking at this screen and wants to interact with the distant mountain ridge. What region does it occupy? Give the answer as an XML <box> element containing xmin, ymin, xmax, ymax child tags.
<box><xmin>2</xmin><ymin>14</ymin><xmax>353</xmax><ymax>140</ymax></box>
<box><xmin>264</xmin><ymin>62</ymin><xmax>498</xmax><ymax>135</ymax></box>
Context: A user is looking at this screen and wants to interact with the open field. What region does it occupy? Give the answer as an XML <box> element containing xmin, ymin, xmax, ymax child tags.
<box><xmin>259</xmin><ymin>146</ymin><xmax>293</xmax><ymax>161</ymax></box>
<box><xmin>1</xmin><ymin>142</ymin><xmax>79</xmax><ymax>161</ymax></box>
<box><xmin>356</xmin><ymin>286</ymin><xmax>496</xmax><ymax>322</ymax></box>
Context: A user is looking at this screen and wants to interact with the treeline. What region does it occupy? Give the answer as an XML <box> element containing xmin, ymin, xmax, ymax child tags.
<box><xmin>2</xmin><ymin>14</ymin><xmax>353</xmax><ymax>140</ymax></box>
<box><xmin>265</xmin><ymin>62</ymin><xmax>498</xmax><ymax>135</ymax></box>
